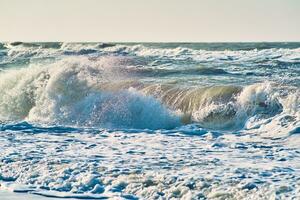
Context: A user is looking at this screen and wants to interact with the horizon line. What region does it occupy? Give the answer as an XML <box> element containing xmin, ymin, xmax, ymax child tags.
<box><xmin>1</xmin><ymin>40</ymin><xmax>300</xmax><ymax>43</ymax></box>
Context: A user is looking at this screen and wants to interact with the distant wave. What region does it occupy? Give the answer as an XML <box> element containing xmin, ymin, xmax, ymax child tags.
<box><xmin>1</xmin><ymin>43</ymin><xmax>300</xmax><ymax>66</ymax></box>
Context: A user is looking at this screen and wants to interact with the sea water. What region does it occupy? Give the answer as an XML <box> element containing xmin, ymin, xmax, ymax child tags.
<box><xmin>0</xmin><ymin>42</ymin><xmax>299</xmax><ymax>199</ymax></box>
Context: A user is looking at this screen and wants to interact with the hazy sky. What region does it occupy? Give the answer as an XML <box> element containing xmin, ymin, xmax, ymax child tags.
<box><xmin>0</xmin><ymin>0</ymin><xmax>299</xmax><ymax>42</ymax></box>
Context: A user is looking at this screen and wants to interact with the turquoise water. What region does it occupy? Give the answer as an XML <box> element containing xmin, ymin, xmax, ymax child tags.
<box><xmin>0</xmin><ymin>42</ymin><xmax>299</xmax><ymax>199</ymax></box>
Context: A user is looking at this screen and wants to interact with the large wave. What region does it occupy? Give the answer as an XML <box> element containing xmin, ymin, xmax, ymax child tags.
<box><xmin>0</xmin><ymin>56</ymin><xmax>298</xmax><ymax>135</ymax></box>
<box><xmin>0</xmin><ymin>57</ymin><xmax>180</xmax><ymax>129</ymax></box>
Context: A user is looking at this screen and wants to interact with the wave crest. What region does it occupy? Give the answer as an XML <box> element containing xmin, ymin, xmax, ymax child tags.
<box><xmin>0</xmin><ymin>56</ymin><xmax>298</xmax><ymax>133</ymax></box>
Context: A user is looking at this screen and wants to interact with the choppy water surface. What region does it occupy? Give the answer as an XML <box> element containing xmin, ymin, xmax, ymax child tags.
<box><xmin>0</xmin><ymin>42</ymin><xmax>299</xmax><ymax>199</ymax></box>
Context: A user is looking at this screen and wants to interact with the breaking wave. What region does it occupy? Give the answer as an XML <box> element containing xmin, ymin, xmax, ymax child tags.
<box><xmin>0</xmin><ymin>56</ymin><xmax>298</xmax><ymax>135</ymax></box>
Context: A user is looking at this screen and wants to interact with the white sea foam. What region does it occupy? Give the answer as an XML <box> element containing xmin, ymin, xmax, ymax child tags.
<box><xmin>1</xmin><ymin>130</ymin><xmax>299</xmax><ymax>199</ymax></box>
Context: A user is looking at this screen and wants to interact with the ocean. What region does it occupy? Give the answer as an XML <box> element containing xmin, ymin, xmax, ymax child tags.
<box><xmin>0</xmin><ymin>42</ymin><xmax>299</xmax><ymax>199</ymax></box>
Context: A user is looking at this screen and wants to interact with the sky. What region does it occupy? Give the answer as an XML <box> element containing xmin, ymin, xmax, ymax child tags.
<box><xmin>0</xmin><ymin>0</ymin><xmax>299</xmax><ymax>42</ymax></box>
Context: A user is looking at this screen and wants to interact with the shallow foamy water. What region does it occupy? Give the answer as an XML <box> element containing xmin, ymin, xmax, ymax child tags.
<box><xmin>1</xmin><ymin>127</ymin><xmax>300</xmax><ymax>199</ymax></box>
